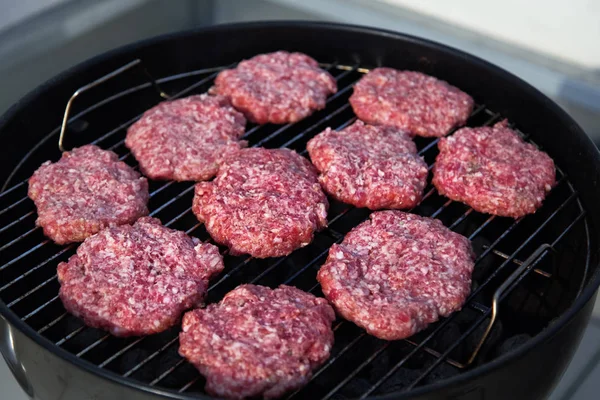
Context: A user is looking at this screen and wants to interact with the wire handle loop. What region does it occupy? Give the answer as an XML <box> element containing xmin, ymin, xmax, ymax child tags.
<box><xmin>465</xmin><ymin>243</ymin><xmax>555</xmax><ymax>366</ymax></box>
<box><xmin>58</xmin><ymin>59</ymin><xmax>169</xmax><ymax>152</ymax></box>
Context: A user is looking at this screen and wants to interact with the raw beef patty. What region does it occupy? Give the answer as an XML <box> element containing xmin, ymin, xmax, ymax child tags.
<box><xmin>317</xmin><ymin>211</ymin><xmax>474</xmax><ymax>340</ymax></box>
<box><xmin>349</xmin><ymin>68</ymin><xmax>474</xmax><ymax>137</ymax></box>
<box><xmin>57</xmin><ymin>217</ymin><xmax>224</xmax><ymax>336</ymax></box>
<box><xmin>307</xmin><ymin>120</ymin><xmax>428</xmax><ymax>210</ymax></box>
<box><xmin>211</xmin><ymin>51</ymin><xmax>337</xmax><ymax>124</ymax></box>
<box><xmin>179</xmin><ymin>284</ymin><xmax>335</xmax><ymax>399</ymax></box>
<box><xmin>192</xmin><ymin>148</ymin><xmax>328</xmax><ymax>258</ymax></box>
<box><xmin>126</xmin><ymin>94</ymin><xmax>246</xmax><ymax>181</ymax></box>
<box><xmin>433</xmin><ymin>120</ymin><xmax>556</xmax><ymax>218</ymax></box>
<box><xmin>28</xmin><ymin>144</ymin><xmax>149</xmax><ymax>244</ymax></box>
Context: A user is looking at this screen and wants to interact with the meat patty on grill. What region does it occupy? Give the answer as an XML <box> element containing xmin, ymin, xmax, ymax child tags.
<box><xmin>307</xmin><ymin>120</ymin><xmax>428</xmax><ymax>210</ymax></box>
<box><xmin>349</xmin><ymin>68</ymin><xmax>474</xmax><ymax>137</ymax></box>
<box><xmin>192</xmin><ymin>148</ymin><xmax>328</xmax><ymax>258</ymax></box>
<box><xmin>317</xmin><ymin>211</ymin><xmax>474</xmax><ymax>340</ymax></box>
<box><xmin>126</xmin><ymin>94</ymin><xmax>247</xmax><ymax>181</ymax></box>
<box><xmin>210</xmin><ymin>51</ymin><xmax>338</xmax><ymax>124</ymax></box>
<box><xmin>179</xmin><ymin>284</ymin><xmax>335</xmax><ymax>399</ymax></box>
<box><xmin>433</xmin><ymin>120</ymin><xmax>556</xmax><ymax>218</ymax></box>
<box><xmin>28</xmin><ymin>144</ymin><xmax>149</xmax><ymax>244</ymax></box>
<box><xmin>57</xmin><ymin>217</ymin><xmax>223</xmax><ymax>337</ymax></box>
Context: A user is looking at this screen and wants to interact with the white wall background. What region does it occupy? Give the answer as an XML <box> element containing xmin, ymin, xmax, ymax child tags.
<box><xmin>381</xmin><ymin>0</ymin><xmax>600</xmax><ymax>69</ymax></box>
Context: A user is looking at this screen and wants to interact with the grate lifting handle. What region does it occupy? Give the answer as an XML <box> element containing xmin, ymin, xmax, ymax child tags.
<box><xmin>58</xmin><ymin>59</ymin><xmax>170</xmax><ymax>152</ymax></box>
<box><xmin>465</xmin><ymin>243</ymin><xmax>555</xmax><ymax>366</ymax></box>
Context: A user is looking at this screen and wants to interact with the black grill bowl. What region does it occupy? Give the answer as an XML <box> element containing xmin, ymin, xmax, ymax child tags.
<box><xmin>1</xmin><ymin>22</ymin><xmax>599</xmax><ymax>400</ymax></box>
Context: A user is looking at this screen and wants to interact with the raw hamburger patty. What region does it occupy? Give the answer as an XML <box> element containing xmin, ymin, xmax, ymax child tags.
<box><xmin>210</xmin><ymin>51</ymin><xmax>337</xmax><ymax>124</ymax></box>
<box><xmin>179</xmin><ymin>284</ymin><xmax>335</xmax><ymax>399</ymax></box>
<box><xmin>28</xmin><ymin>144</ymin><xmax>149</xmax><ymax>244</ymax></box>
<box><xmin>192</xmin><ymin>148</ymin><xmax>328</xmax><ymax>258</ymax></box>
<box><xmin>57</xmin><ymin>217</ymin><xmax>224</xmax><ymax>336</ymax></box>
<box><xmin>307</xmin><ymin>120</ymin><xmax>428</xmax><ymax>210</ymax></box>
<box><xmin>349</xmin><ymin>68</ymin><xmax>474</xmax><ymax>137</ymax></box>
<box><xmin>126</xmin><ymin>94</ymin><xmax>247</xmax><ymax>181</ymax></box>
<box><xmin>317</xmin><ymin>211</ymin><xmax>474</xmax><ymax>340</ymax></box>
<box><xmin>433</xmin><ymin>121</ymin><xmax>556</xmax><ymax>218</ymax></box>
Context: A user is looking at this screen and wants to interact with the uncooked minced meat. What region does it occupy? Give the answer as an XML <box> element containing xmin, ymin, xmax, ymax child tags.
<box><xmin>192</xmin><ymin>148</ymin><xmax>328</xmax><ymax>258</ymax></box>
<box><xmin>349</xmin><ymin>68</ymin><xmax>474</xmax><ymax>137</ymax></box>
<box><xmin>28</xmin><ymin>144</ymin><xmax>149</xmax><ymax>244</ymax></box>
<box><xmin>179</xmin><ymin>284</ymin><xmax>335</xmax><ymax>399</ymax></box>
<box><xmin>307</xmin><ymin>120</ymin><xmax>428</xmax><ymax>210</ymax></box>
<box><xmin>57</xmin><ymin>217</ymin><xmax>223</xmax><ymax>336</ymax></box>
<box><xmin>317</xmin><ymin>211</ymin><xmax>474</xmax><ymax>340</ymax></box>
<box><xmin>211</xmin><ymin>51</ymin><xmax>337</xmax><ymax>124</ymax></box>
<box><xmin>433</xmin><ymin>120</ymin><xmax>556</xmax><ymax>218</ymax></box>
<box><xmin>126</xmin><ymin>94</ymin><xmax>247</xmax><ymax>181</ymax></box>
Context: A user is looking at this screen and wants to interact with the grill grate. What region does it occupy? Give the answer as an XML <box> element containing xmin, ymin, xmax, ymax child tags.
<box><xmin>0</xmin><ymin>62</ymin><xmax>590</xmax><ymax>399</ymax></box>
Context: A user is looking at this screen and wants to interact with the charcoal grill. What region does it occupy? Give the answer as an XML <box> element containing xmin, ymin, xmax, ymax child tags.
<box><xmin>0</xmin><ymin>22</ymin><xmax>599</xmax><ymax>400</ymax></box>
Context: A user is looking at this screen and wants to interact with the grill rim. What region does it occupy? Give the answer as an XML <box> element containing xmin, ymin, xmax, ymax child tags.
<box><xmin>0</xmin><ymin>20</ymin><xmax>599</xmax><ymax>400</ymax></box>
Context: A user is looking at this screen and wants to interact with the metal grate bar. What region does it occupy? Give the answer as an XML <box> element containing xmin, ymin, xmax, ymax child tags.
<box><xmin>150</xmin><ymin>358</ymin><xmax>187</xmax><ymax>386</ymax></box>
<box><xmin>76</xmin><ymin>334</ymin><xmax>110</xmax><ymax>357</ymax></box>
<box><xmin>0</xmin><ymin>196</ymin><xmax>28</xmax><ymax>218</ymax></box>
<box><xmin>97</xmin><ymin>337</ymin><xmax>145</xmax><ymax>368</ymax></box>
<box><xmin>21</xmin><ymin>295</ymin><xmax>59</xmax><ymax>321</ymax></box>
<box><xmin>37</xmin><ymin>311</ymin><xmax>67</xmax><ymax>334</ymax></box>
<box><xmin>179</xmin><ymin>377</ymin><xmax>199</xmax><ymax>393</ymax></box>
<box><xmin>7</xmin><ymin>274</ymin><xmax>58</xmax><ymax>308</ymax></box>
<box><xmin>323</xmin><ymin>342</ymin><xmax>392</xmax><ymax>400</ymax></box>
<box><xmin>487</xmin><ymin>248</ymin><xmax>552</xmax><ymax>277</ymax></box>
<box><xmin>55</xmin><ymin>325</ymin><xmax>85</xmax><ymax>346</ymax></box>
<box><xmin>123</xmin><ymin>337</ymin><xmax>179</xmax><ymax>378</ymax></box>
<box><xmin>280</xmin><ymin>103</ymin><xmax>352</xmax><ymax>149</ymax></box>
<box><xmin>0</xmin><ymin>240</ymin><xmax>50</xmax><ymax>272</ymax></box>
<box><xmin>0</xmin><ymin>244</ymin><xmax>73</xmax><ymax>292</ymax></box>
<box><xmin>0</xmin><ymin>211</ymin><xmax>35</xmax><ymax>235</ymax></box>
<box><xmin>0</xmin><ymin>180</ymin><xmax>26</xmax><ymax>199</ymax></box>
<box><xmin>0</xmin><ymin>225</ymin><xmax>42</xmax><ymax>252</ymax></box>
<box><xmin>286</xmin><ymin>332</ymin><xmax>368</xmax><ymax>399</ymax></box>
<box><xmin>403</xmin><ymin>339</ymin><xmax>464</xmax><ymax>368</ymax></box>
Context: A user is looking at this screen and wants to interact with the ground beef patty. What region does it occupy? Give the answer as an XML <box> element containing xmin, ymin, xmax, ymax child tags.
<box><xmin>126</xmin><ymin>94</ymin><xmax>247</xmax><ymax>181</ymax></box>
<box><xmin>349</xmin><ymin>68</ymin><xmax>474</xmax><ymax>137</ymax></box>
<box><xmin>318</xmin><ymin>211</ymin><xmax>474</xmax><ymax>340</ymax></box>
<box><xmin>179</xmin><ymin>284</ymin><xmax>335</xmax><ymax>399</ymax></box>
<box><xmin>57</xmin><ymin>217</ymin><xmax>223</xmax><ymax>336</ymax></box>
<box><xmin>307</xmin><ymin>120</ymin><xmax>428</xmax><ymax>210</ymax></box>
<box><xmin>192</xmin><ymin>148</ymin><xmax>328</xmax><ymax>258</ymax></box>
<box><xmin>210</xmin><ymin>51</ymin><xmax>337</xmax><ymax>124</ymax></box>
<box><xmin>433</xmin><ymin>120</ymin><xmax>556</xmax><ymax>218</ymax></box>
<box><xmin>28</xmin><ymin>145</ymin><xmax>149</xmax><ymax>244</ymax></box>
